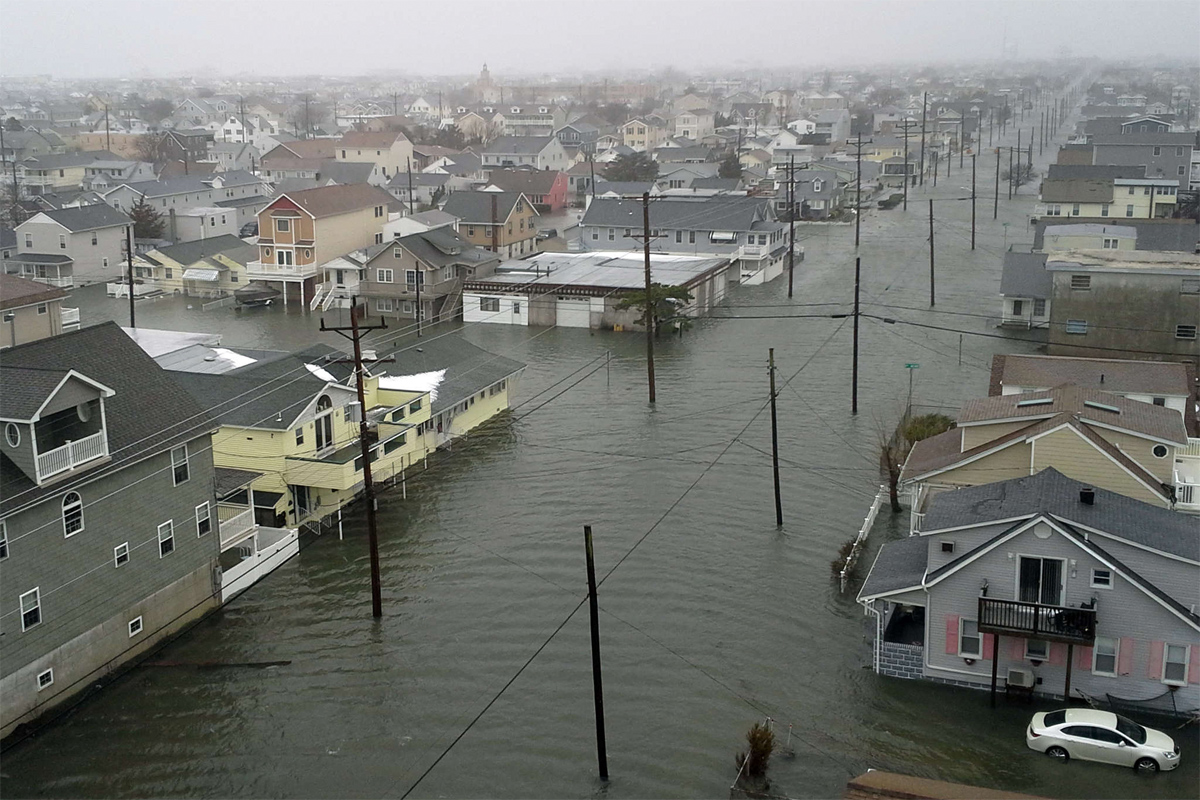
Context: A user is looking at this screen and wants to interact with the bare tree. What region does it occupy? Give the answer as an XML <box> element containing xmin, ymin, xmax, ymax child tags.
<box><xmin>876</xmin><ymin>411</ymin><xmax>955</xmax><ymax>513</ymax></box>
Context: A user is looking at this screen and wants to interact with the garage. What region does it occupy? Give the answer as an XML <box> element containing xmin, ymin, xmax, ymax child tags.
<box><xmin>555</xmin><ymin>296</ymin><xmax>591</xmax><ymax>328</ymax></box>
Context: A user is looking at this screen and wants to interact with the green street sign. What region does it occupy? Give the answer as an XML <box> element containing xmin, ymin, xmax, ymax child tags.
<box><xmin>905</xmin><ymin>363</ymin><xmax>920</xmax><ymax>369</ymax></box>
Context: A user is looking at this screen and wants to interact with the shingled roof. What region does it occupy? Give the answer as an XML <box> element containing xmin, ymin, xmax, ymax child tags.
<box><xmin>0</xmin><ymin>272</ymin><xmax>68</xmax><ymax>309</ymax></box>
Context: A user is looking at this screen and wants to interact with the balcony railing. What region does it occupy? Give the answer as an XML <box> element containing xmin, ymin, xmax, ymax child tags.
<box><xmin>36</xmin><ymin>430</ymin><xmax>107</xmax><ymax>481</ymax></box>
<box><xmin>1176</xmin><ymin>482</ymin><xmax>1198</xmax><ymax>510</ymax></box>
<box><xmin>218</xmin><ymin>503</ymin><xmax>256</xmax><ymax>547</ymax></box>
<box><xmin>977</xmin><ymin>597</ymin><xmax>1096</xmax><ymax>646</ymax></box>
<box><xmin>358</xmin><ymin>278</ymin><xmax>458</xmax><ymax>299</ymax></box>
<box><xmin>60</xmin><ymin>307</ymin><xmax>80</xmax><ymax>328</ymax></box>
<box><xmin>245</xmin><ymin>260</ymin><xmax>319</xmax><ymax>278</ymax></box>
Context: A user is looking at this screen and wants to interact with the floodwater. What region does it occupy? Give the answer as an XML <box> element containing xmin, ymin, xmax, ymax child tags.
<box><xmin>4</xmin><ymin>120</ymin><xmax>1196</xmax><ymax>800</ymax></box>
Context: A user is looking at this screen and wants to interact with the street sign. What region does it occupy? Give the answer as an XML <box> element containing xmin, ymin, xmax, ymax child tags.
<box><xmin>905</xmin><ymin>363</ymin><xmax>920</xmax><ymax>369</ymax></box>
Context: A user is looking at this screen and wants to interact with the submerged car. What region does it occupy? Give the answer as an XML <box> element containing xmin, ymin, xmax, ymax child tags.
<box><xmin>1026</xmin><ymin>708</ymin><xmax>1180</xmax><ymax>772</ymax></box>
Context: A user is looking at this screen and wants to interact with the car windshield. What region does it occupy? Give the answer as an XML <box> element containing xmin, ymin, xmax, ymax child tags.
<box><xmin>1114</xmin><ymin>715</ymin><xmax>1147</xmax><ymax>744</ymax></box>
<box><xmin>1043</xmin><ymin>710</ymin><xmax>1066</xmax><ymax>727</ymax></box>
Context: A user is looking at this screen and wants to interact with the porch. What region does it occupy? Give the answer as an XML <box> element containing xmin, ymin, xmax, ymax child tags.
<box><xmin>1175</xmin><ymin>437</ymin><xmax>1200</xmax><ymax>512</ymax></box>
<box><xmin>978</xmin><ymin>596</ymin><xmax>1097</xmax><ymax>707</ymax></box>
<box><xmin>36</xmin><ymin>429</ymin><xmax>107</xmax><ymax>481</ymax></box>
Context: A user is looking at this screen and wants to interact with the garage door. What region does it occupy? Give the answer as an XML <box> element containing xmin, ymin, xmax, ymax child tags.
<box><xmin>556</xmin><ymin>297</ymin><xmax>592</xmax><ymax>328</ymax></box>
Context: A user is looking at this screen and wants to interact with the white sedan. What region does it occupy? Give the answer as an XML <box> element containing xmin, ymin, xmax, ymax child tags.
<box><xmin>1026</xmin><ymin>708</ymin><xmax>1181</xmax><ymax>773</ymax></box>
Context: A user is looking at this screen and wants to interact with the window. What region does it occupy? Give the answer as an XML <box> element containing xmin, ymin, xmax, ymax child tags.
<box><xmin>1069</xmin><ymin>274</ymin><xmax>1090</xmax><ymax>290</ymax></box>
<box><xmin>6</xmin><ymin>422</ymin><xmax>20</xmax><ymax>447</ymax></box>
<box><xmin>1179</xmin><ymin>166</ymin><xmax>1187</xmax><ymax>176</ymax></box>
<box><xmin>374</xmin><ymin>233</ymin><xmax>384</xmax><ymax>244</ymax></box>
<box><xmin>1152</xmin><ymin>444</ymin><xmax>1169</xmax><ymax>458</ymax></box>
<box><xmin>1091</xmin><ymin>636</ymin><xmax>1118</xmax><ymax>676</ymax></box>
<box><xmin>1163</xmin><ymin>644</ymin><xmax>1189</xmax><ymax>685</ymax></box>
<box><xmin>958</xmin><ymin>619</ymin><xmax>982</xmax><ymax>657</ymax></box>
<box><xmin>1176</xmin><ymin>146</ymin><xmax>1185</xmax><ymax>157</ymax></box>
<box><xmin>196</xmin><ymin>502</ymin><xmax>211</xmax><ymax>537</ymax></box>
<box><xmin>1176</xmin><ymin>324</ymin><xmax>1197</xmax><ymax>340</ymax></box>
<box><xmin>62</xmin><ymin>491</ymin><xmax>84</xmax><ymax>536</ymax></box>
<box><xmin>20</xmin><ymin>587</ymin><xmax>41</xmax><ymax>630</ymax></box>
<box><xmin>1152</xmin><ymin>397</ymin><xmax>1166</xmax><ymax>407</ymax></box>
<box><xmin>114</xmin><ymin>541</ymin><xmax>129</xmax><ymax>567</ymax></box>
<box><xmin>128</xmin><ymin>616</ymin><xmax>144</xmax><ymax>637</ymax></box>
<box><xmin>1046</xmin><ymin>204</ymin><xmax>1061</xmax><ymax>216</ymax></box>
<box><xmin>103</xmin><ymin>257</ymin><xmax>109</xmax><ymax>268</ymax></box>
<box><xmin>1099</xmin><ymin>204</ymin><xmax>1109</xmax><ymax>217</ymax></box>
<box><xmin>1070</xmin><ymin>203</ymin><xmax>1080</xmax><ymax>216</ymax></box>
<box><xmin>1018</xmin><ymin>555</ymin><xmax>1063</xmax><ymax>605</ymax></box>
<box><xmin>231</xmin><ymin>272</ymin><xmax>239</xmax><ymax>283</ymax></box>
<box><xmin>1101</xmin><ymin>237</ymin><xmax>1118</xmax><ymax>249</ymax></box>
<box><xmin>1152</xmin><ymin>146</ymin><xmax>1161</xmax><ymax>156</ymax></box>
<box><xmin>275</xmin><ymin>250</ymin><xmax>292</xmax><ymax>266</ymax></box>
<box><xmin>1125</xmin><ymin>204</ymin><xmax>1134</xmax><ymax>217</ymax></box>
<box><xmin>376</xmin><ymin>298</ymin><xmax>394</xmax><ymax>313</ymax></box>
<box><xmin>171</xmin><ymin>445</ymin><xmax>189</xmax><ymax>485</ymax></box>
<box><xmin>513</xmin><ymin>301</ymin><xmax>521</xmax><ymax>314</ymax></box>
<box><xmin>1065</xmin><ymin>319</ymin><xmax>1088</xmax><ymax>335</ymax></box>
<box><xmin>37</xmin><ymin>668</ymin><xmax>53</xmax><ymax>690</ymax></box>
<box><xmin>591</xmin><ymin>231</ymin><xmax>598</xmax><ymax>241</ymax></box>
<box><xmin>1128</xmin><ymin>186</ymin><xmax>1135</xmax><ymax>195</ymax></box>
<box><xmin>940</xmin><ymin>541</ymin><xmax>955</xmax><ymax>553</ymax></box>
<box><xmin>410</xmin><ymin>398</ymin><xmax>422</xmax><ymax>412</ymax></box>
<box><xmin>24</xmin><ymin>233</ymin><xmax>32</xmax><ymax>247</ymax></box>
<box><xmin>1033</xmin><ymin>298</ymin><xmax>1046</xmax><ymax>316</ymax></box>
<box><xmin>1182</xmin><ymin>278</ymin><xmax>1200</xmax><ymax>294</ymax></box>
<box><xmin>1025</xmin><ymin>639</ymin><xmax>1049</xmax><ymax>661</ymax></box>
<box><xmin>91</xmin><ymin>232</ymin><xmax>98</xmax><ymax>245</ymax></box>
<box><xmin>158</xmin><ymin>521</ymin><xmax>175</xmax><ymax>557</ymax></box>
<box><xmin>1090</xmin><ymin>568</ymin><xmax>1112</xmax><ymax>588</ymax></box>
<box><xmin>480</xmin><ymin>297</ymin><xmax>500</xmax><ymax>312</ymax></box>
<box><xmin>276</xmin><ymin>217</ymin><xmax>290</xmax><ymax>232</ymax></box>
<box><xmin>1011</xmin><ymin>299</ymin><xmax>1024</xmax><ymax>316</ymax></box>
<box><xmin>377</xmin><ymin>268</ymin><xmax>394</xmax><ymax>283</ymax></box>
<box><xmin>608</xmin><ymin>228</ymin><xmax>615</xmax><ymax>241</ymax></box>
<box><xmin>0</xmin><ymin>520</ymin><xmax>6</xmax><ymax>560</ymax></box>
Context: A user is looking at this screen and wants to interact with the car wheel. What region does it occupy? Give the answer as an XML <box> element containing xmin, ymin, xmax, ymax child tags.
<box><xmin>1134</xmin><ymin>757</ymin><xmax>1159</xmax><ymax>774</ymax></box>
<box><xmin>1046</xmin><ymin>746</ymin><xmax>1069</xmax><ymax>762</ymax></box>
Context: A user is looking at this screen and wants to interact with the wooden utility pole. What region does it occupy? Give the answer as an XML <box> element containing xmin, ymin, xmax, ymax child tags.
<box><xmin>126</xmin><ymin>224</ymin><xmax>136</xmax><ymax>327</ymax></box>
<box><xmin>902</xmin><ymin>117</ymin><xmax>910</xmax><ymax>210</ymax></box>
<box><xmin>583</xmin><ymin>525</ymin><xmax>609</xmax><ymax>781</ymax></box>
<box><xmin>918</xmin><ymin>92</ymin><xmax>928</xmax><ymax>186</ymax></box>
<box><xmin>852</xmin><ymin>257</ymin><xmax>860</xmax><ymax>415</ymax></box>
<box><xmin>932</xmin><ymin>151</ymin><xmax>938</xmax><ymax>187</ymax></box>
<box><xmin>104</xmin><ymin>104</ymin><xmax>111</xmax><ymax>152</ymax></box>
<box><xmin>304</xmin><ymin>94</ymin><xmax>311</xmax><ymax>140</ymax></box>
<box><xmin>414</xmin><ymin>267</ymin><xmax>422</xmax><ymax>338</ymax></box>
<box><xmin>787</xmin><ymin>155</ymin><xmax>796</xmax><ymax>298</ymax></box>
<box><xmin>1008</xmin><ymin>146</ymin><xmax>1014</xmax><ymax>200</ymax></box>
<box><xmin>853</xmin><ymin>134</ymin><xmax>871</xmax><ymax>248</ymax></box>
<box><xmin>640</xmin><ymin>192</ymin><xmax>656</xmax><ymax>403</ymax></box>
<box><xmin>490</xmin><ymin>194</ymin><xmax>499</xmax><ymax>254</ymax></box>
<box><xmin>319</xmin><ymin>308</ymin><xmax>394</xmax><ymax>619</ymax></box>
<box><xmin>971</xmin><ymin>154</ymin><xmax>977</xmax><ymax>250</ymax></box>
<box><xmin>1015</xmin><ymin>129</ymin><xmax>1022</xmax><ymax>194</ymax></box>
<box><xmin>994</xmin><ymin>148</ymin><xmax>1001</xmax><ymax>219</ymax></box>
<box><xmin>406</xmin><ymin>157</ymin><xmax>415</xmax><ymax>215</ymax></box>
<box><xmin>927</xmin><ymin>199</ymin><xmax>935</xmax><ymax>308</ymax></box>
<box><xmin>768</xmin><ymin>348</ymin><xmax>782</xmax><ymax>526</ymax></box>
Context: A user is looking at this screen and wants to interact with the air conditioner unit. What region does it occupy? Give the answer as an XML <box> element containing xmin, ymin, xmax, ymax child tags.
<box><xmin>1007</xmin><ymin>667</ymin><xmax>1035</xmax><ymax>688</ymax></box>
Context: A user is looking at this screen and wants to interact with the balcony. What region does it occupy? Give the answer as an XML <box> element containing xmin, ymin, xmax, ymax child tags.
<box><xmin>218</xmin><ymin>502</ymin><xmax>256</xmax><ymax>547</ymax></box>
<box><xmin>245</xmin><ymin>260</ymin><xmax>320</xmax><ymax>279</ymax></box>
<box><xmin>1177</xmin><ymin>438</ymin><xmax>1200</xmax><ymax>512</ymax></box>
<box><xmin>358</xmin><ymin>278</ymin><xmax>459</xmax><ymax>300</ymax></box>
<box><xmin>977</xmin><ymin>597</ymin><xmax>1096</xmax><ymax>646</ymax></box>
<box><xmin>60</xmin><ymin>307</ymin><xmax>80</xmax><ymax>330</ymax></box>
<box><xmin>36</xmin><ymin>430</ymin><xmax>107</xmax><ymax>481</ymax></box>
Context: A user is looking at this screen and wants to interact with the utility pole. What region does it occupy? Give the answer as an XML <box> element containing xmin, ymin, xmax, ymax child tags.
<box><xmin>1008</xmin><ymin>145</ymin><xmax>1014</xmax><ymax>200</ymax></box>
<box><xmin>639</xmin><ymin>192</ymin><xmax>656</xmax><ymax>403</ymax></box>
<box><xmin>490</xmin><ymin>194</ymin><xmax>499</xmax><ymax>254</ymax></box>
<box><xmin>304</xmin><ymin>94</ymin><xmax>311</xmax><ymax>140</ymax></box>
<box><xmin>1027</xmin><ymin>135</ymin><xmax>1033</xmax><ymax>171</ymax></box>
<box><xmin>320</xmin><ymin>307</ymin><xmax>395</xmax><ymax>619</ymax></box>
<box><xmin>902</xmin><ymin>117</ymin><xmax>910</xmax><ymax>210</ymax></box>
<box><xmin>787</xmin><ymin>155</ymin><xmax>796</xmax><ymax>298</ymax></box>
<box><xmin>582</xmin><ymin>525</ymin><xmax>609</xmax><ymax>782</ymax></box>
<box><xmin>126</xmin><ymin>224</ymin><xmax>135</xmax><ymax>327</ymax></box>
<box><xmin>918</xmin><ymin>92</ymin><xmax>927</xmax><ymax>186</ymax></box>
<box><xmin>406</xmin><ymin>157</ymin><xmax>415</xmax><ymax>215</ymax></box>
<box><xmin>928</xmin><ymin>199</ymin><xmax>935</xmax><ymax>308</ymax></box>
<box><xmin>971</xmin><ymin>154</ymin><xmax>977</xmax><ymax>250</ymax></box>
<box><xmin>393</xmin><ymin>92</ymin><xmax>398</xmax><ymax>117</ymax></box>
<box><xmin>414</xmin><ymin>266</ymin><xmax>422</xmax><ymax>338</ymax></box>
<box><xmin>852</xmin><ymin>256</ymin><xmax>860</xmax><ymax>415</ymax></box>
<box><xmin>768</xmin><ymin>348</ymin><xmax>782</xmax><ymax>526</ymax></box>
<box><xmin>932</xmin><ymin>151</ymin><xmax>938</xmax><ymax>187</ymax></box>
<box><xmin>853</xmin><ymin>133</ymin><xmax>871</xmax><ymax>248</ymax></box>
<box><xmin>104</xmin><ymin>104</ymin><xmax>111</xmax><ymax>152</ymax></box>
<box><xmin>588</xmin><ymin>153</ymin><xmax>595</xmax><ymax>200</ymax></box>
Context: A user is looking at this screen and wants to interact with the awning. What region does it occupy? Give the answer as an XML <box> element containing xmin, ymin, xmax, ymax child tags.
<box><xmin>183</xmin><ymin>267</ymin><xmax>221</xmax><ymax>281</ymax></box>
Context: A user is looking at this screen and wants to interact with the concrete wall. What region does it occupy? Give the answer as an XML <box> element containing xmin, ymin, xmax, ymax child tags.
<box><xmin>879</xmin><ymin>642</ymin><xmax>925</xmax><ymax>679</ymax></box>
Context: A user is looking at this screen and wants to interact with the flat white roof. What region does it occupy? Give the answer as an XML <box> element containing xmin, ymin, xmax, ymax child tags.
<box><xmin>469</xmin><ymin>250</ymin><xmax>731</xmax><ymax>291</ymax></box>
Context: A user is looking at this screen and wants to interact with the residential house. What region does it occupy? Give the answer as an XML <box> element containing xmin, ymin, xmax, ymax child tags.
<box><xmin>482</xmin><ymin>169</ymin><xmax>569</xmax><ymax>212</ymax></box>
<box><xmin>555</xmin><ymin>122</ymin><xmax>599</xmax><ymax>156</ymax></box>
<box><xmin>101</xmin><ymin>171</ymin><xmax>267</xmax><ymax>218</ymax></box>
<box><xmin>621</xmin><ymin>118</ymin><xmax>668</xmax><ymax>153</ymax></box>
<box><xmin>207</xmin><ymin>142</ymin><xmax>260</xmax><ymax>173</ymax></box>
<box><xmin>1036</xmin><ymin>177</ymin><xmax>1179</xmax><ymax>220</ymax></box>
<box><xmin>813</xmin><ymin>109</ymin><xmax>852</xmax><ymax>144</ymax></box>
<box><xmin>158</xmin><ymin>129</ymin><xmax>214</xmax><ymax>166</ymax></box>
<box><xmin>566</xmin><ymin>160</ymin><xmax>597</xmax><ymax>199</ymax></box>
<box><xmin>259</xmin><ymin>140</ymin><xmax>338</xmax><ymax>184</ymax></box>
<box><xmin>15</xmin><ymin>151</ymin><xmax>119</xmax><ymax>196</ymax></box>
<box><xmin>442</xmin><ymin>191</ymin><xmax>539</xmax><ymax>259</ymax></box>
<box><xmin>580</xmin><ymin>196</ymin><xmax>788</xmax><ymax>285</ymax></box>
<box><xmin>1044</xmin><ymin>249</ymin><xmax>1199</xmax><ymax>366</ymax></box>
<box><xmin>245</xmin><ymin>184</ymin><xmax>394</xmax><ymax>307</ymax></box>
<box><xmin>674</xmin><ymin>109</ymin><xmax>716</xmax><ymax>141</ymax></box>
<box><xmin>481</xmin><ymin>136</ymin><xmax>569</xmax><ymax>171</ymax></box>
<box><xmin>386</xmin><ymin>171</ymin><xmax>452</xmax><ymax>209</ymax></box>
<box><xmin>1033</xmin><ymin>218</ymin><xmax>1200</xmax><ymax>254</ymax></box>
<box><xmin>858</xmin><ymin>469</ymin><xmax>1199</xmax><ymax>708</ymax></box>
<box><xmin>0</xmin><ymin>323</ymin><xmax>229</xmax><ymax>738</ymax></box>
<box><xmin>7</xmin><ymin>204</ymin><xmax>131</xmax><ymax>287</ymax></box>
<box><xmin>0</xmin><ymin>273</ymin><xmax>75</xmax><ymax>347</ymax></box>
<box><xmin>1091</xmin><ymin>132</ymin><xmax>1197</xmax><ymax>182</ymax></box>
<box><xmin>497</xmin><ymin>106</ymin><xmax>567</xmax><ymax>138</ymax></box>
<box><xmin>335</xmin><ymin>131</ymin><xmax>415</xmax><ymax>182</ymax></box>
<box><xmin>80</xmin><ymin>160</ymin><xmax>156</xmax><ymax>193</ymax></box>
<box><xmin>998</xmin><ymin>249</ymin><xmax>1052</xmax><ymax>329</ymax></box>
<box><xmin>789</xmin><ymin>169</ymin><xmax>845</xmax><ymax>219</ymax></box>
<box><xmin>464</xmin><ymin>250</ymin><xmax>731</xmax><ymax>329</ymax></box>
<box><xmin>900</xmin><ymin>385</ymin><xmax>1191</xmax><ymax>522</ymax></box>
<box><xmin>356</xmin><ymin>227</ymin><xmax>500</xmax><ymax>322</ymax></box>
<box><xmin>130</xmin><ymin>234</ymin><xmax>256</xmax><ymax>299</ymax></box>
<box><xmin>383</xmin><ymin>209</ymin><xmax>459</xmax><ymax>240</ymax></box>
<box><xmin>656</xmin><ymin>163</ymin><xmax>720</xmax><ymax>191</ymax></box>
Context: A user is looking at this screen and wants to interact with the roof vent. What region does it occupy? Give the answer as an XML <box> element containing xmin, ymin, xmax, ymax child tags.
<box><xmin>1099</xmin><ymin>373</ymin><xmax>1105</xmax><ymax>383</ymax></box>
<box><xmin>1016</xmin><ymin>397</ymin><xmax>1054</xmax><ymax>407</ymax></box>
<box><xmin>1084</xmin><ymin>400</ymin><xmax>1120</xmax><ymax>414</ymax></box>
<box><xmin>1080</xmin><ymin>487</ymin><xmax>1095</xmax><ymax>505</ymax></box>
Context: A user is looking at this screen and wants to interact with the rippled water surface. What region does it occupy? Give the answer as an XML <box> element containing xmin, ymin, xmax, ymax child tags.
<box><xmin>4</xmin><ymin>126</ymin><xmax>1196</xmax><ymax>799</ymax></box>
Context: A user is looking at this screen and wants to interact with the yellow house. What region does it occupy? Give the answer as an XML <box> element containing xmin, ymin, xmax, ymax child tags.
<box><xmin>902</xmin><ymin>384</ymin><xmax>1189</xmax><ymax>531</ymax></box>
<box><xmin>133</xmin><ymin>234</ymin><xmax>257</xmax><ymax>298</ymax></box>
<box><xmin>621</xmin><ymin>118</ymin><xmax>667</xmax><ymax>152</ymax></box>
<box><xmin>1037</xmin><ymin>178</ymin><xmax>1179</xmax><ymax>220</ymax></box>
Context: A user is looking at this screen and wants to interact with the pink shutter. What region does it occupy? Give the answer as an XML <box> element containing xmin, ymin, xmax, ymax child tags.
<box><xmin>945</xmin><ymin>614</ymin><xmax>960</xmax><ymax>655</ymax></box>
<box><xmin>1010</xmin><ymin>637</ymin><xmax>1026</xmax><ymax>660</ymax></box>
<box><xmin>1118</xmin><ymin>638</ymin><xmax>1135</xmax><ymax>676</ymax></box>
<box><xmin>1189</xmin><ymin>646</ymin><xmax>1199</xmax><ymax>685</ymax></box>
<box><xmin>1049</xmin><ymin>643</ymin><xmax>1067</xmax><ymax>667</ymax></box>
<box><xmin>1075</xmin><ymin>646</ymin><xmax>1093</xmax><ymax>670</ymax></box>
<box><xmin>1148</xmin><ymin>641</ymin><xmax>1165</xmax><ymax>680</ymax></box>
<box><xmin>982</xmin><ymin>633</ymin><xmax>995</xmax><ymax>661</ymax></box>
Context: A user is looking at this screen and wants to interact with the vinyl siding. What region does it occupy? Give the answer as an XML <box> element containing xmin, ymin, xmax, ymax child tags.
<box><xmin>936</xmin><ymin>441</ymin><xmax>1031</xmax><ymax>486</ymax></box>
<box><xmin>960</xmin><ymin>420</ymin><xmax>1035</xmax><ymax>450</ymax></box>
<box><xmin>1031</xmin><ymin>427</ymin><xmax>1166</xmax><ymax>506</ymax></box>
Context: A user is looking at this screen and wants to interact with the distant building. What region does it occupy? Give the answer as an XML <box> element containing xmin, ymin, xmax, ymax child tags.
<box><xmin>0</xmin><ymin>273</ymin><xmax>74</xmax><ymax>347</ymax></box>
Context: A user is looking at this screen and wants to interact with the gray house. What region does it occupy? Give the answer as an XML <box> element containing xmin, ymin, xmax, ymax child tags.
<box><xmin>101</xmin><ymin>170</ymin><xmax>267</xmax><ymax>216</ymax></box>
<box><xmin>858</xmin><ymin>469</ymin><xmax>1199</xmax><ymax>712</ymax></box>
<box><xmin>7</xmin><ymin>204</ymin><xmax>132</xmax><ymax>287</ymax></box>
<box><xmin>0</xmin><ymin>323</ymin><xmax>222</xmax><ymax>738</ymax></box>
<box><xmin>1090</xmin><ymin>133</ymin><xmax>1197</xmax><ymax>182</ymax></box>
<box><xmin>580</xmin><ymin>196</ymin><xmax>788</xmax><ymax>285</ymax></box>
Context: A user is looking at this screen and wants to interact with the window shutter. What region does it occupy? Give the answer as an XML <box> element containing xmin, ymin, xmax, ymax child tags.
<box><xmin>944</xmin><ymin>614</ymin><xmax>959</xmax><ymax>655</ymax></box>
<box><xmin>1049</xmin><ymin>644</ymin><xmax>1067</xmax><ymax>667</ymax></box>
<box><xmin>1148</xmin><ymin>640</ymin><xmax>1165</xmax><ymax>680</ymax></box>
<box><xmin>1190</xmin><ymin>646</ymin><xmax>1199</xmax><ymax>685</ymax></box>
<box><xmin>1010</xmin><ymin>638</ymin><xmax>1026</xmax><ymax>660</ymax></box>
<box><xmin>1117</xmin><ymin>638</ymin><xmax>1135</xmax><ymax>675</ymax></box>
<box><xmin>982</xmin><ymin>633</ymin><xmax>995</xmax><ymax>661</ymax></box>
<box><xmin>1075</xmin><ymin>646</ymin><xmax>1093</xmax><ymax>670</ymax></box>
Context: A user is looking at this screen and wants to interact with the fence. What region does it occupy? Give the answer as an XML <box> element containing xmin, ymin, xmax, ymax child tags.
<box><xmin>838</xmin><ymin>485</ymin><xmax>887</xmax><ymax>592</ymax></box>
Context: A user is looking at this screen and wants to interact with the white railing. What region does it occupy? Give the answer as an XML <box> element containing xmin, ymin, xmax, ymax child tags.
<box><xmin>106</xmin><ymin>282</ymin><xmax>157</xmax><ymax>298</ymax></box>
<box><xmin>36</xmin><ymin>431</ymin><xmax>106</xmax><ymax>480</ymax></box>
<box><xmin>739</xmin><ymin>243</ymin><xmax>767</xmax><ymax>258</ymax></box>
<box><xmin>245</xmin><ymin>260</ymin><xmax>316</xmax><ymax>278</ymax></box>
<box><xmin>218</xmin><ymin>505</ymin><xmax>256</xmax><ymax>547</ymax></box>
<box><xmin>308</xmin><ymin>285</ymin><xmax>324</xmax><ymax>310</ymax></box>
<box><xmin>1176</xmin><ymin>482</ymin><xmax>1198</xmax><ymax>509</ymax></box>
<box><xmin>60</xmin><ymin>307</ymin><xmax>80</xmax><ymax>328</ymax></box>
<box><xmin>1180</xmin><ymin>438</ymin><xmax>1200</xmax><ymax>458</ymax></box>
<box><xmin>839</xmin><ymin>485</ymin><xmax>888</xmax><ymax>592</ymax></box>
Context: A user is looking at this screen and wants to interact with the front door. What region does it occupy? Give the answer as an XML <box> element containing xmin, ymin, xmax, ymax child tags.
<box><xmin>289</xmin><ymin>484</ymin><xmax>310</xmax><ymax>521</ymax></box>
<box><xmin>1018</xmin><ymin>556</ymin><xmax>1064</xmax><ymax>606</ymax></box>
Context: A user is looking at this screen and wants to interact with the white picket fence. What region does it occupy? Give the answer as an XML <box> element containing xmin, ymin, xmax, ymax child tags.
<box><xmin>838</xmin><ymin>485</ymin><xmax>887</xmax><ymax>592</ymax></box>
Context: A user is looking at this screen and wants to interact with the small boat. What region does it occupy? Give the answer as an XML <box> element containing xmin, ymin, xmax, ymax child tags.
<box><xmin>234</xmin><ymin>283</ymin><xmax>281</xmax><ymax>307</ymax></box>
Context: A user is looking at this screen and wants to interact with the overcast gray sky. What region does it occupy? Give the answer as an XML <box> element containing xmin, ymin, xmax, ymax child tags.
<box><xmin>2</xmin><ymin>0</ymin><xmax>1197</xmax><ymax>78</ymax></box>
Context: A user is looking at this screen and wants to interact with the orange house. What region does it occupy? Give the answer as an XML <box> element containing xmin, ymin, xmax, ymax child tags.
<box><xmin>246</xmin><ymin>184</ymin><xmax>393</xmax><ymax>306</ymax></box>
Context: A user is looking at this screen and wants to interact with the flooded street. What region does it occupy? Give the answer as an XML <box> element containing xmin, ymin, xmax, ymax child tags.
<box><xmin>4</xmin><ymin>129</ymin><xmax>1197</xmax><ymax>799</ymax></box>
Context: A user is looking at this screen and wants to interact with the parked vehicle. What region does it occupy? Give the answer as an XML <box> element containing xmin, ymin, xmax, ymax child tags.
<box><xmin>537</xmin><ymin>228</ymin><xmax>558</xmax><ymax>240</ymax></box>
<box><xmin>1026</xmin><ymin>708</ymin><xmax>1180</xmax><ymax>773</ymax></box>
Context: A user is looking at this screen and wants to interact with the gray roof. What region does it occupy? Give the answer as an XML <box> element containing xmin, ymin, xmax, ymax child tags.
<box><xmin>30</xmin><ymin>203</ymin><xmax>131</xmax><ymax>232</ymax></box>
<box><xmin>319</xmin><ymin>160</ymin><xmax>376</xmax><ymax>185</ymax></box>
<box><xmin>1045</xmin><ymin>164</ymin><xmax>1146</xmax><ymax>181</ymax></box>
<box><xmin>442</xmin><ymin>191</ymin><xmax>530</xmax><ymax>224</ymax></box>
<box><xmin>383</xmin><ymin>335</ymin><xmax>524</xmax><ymax>415</ymax></box>
<box><xmin>388</xmin><ymin>228</ymin><xmax>498</xmax><ymax>271</ymax></box>
<box><xmin>483</xmin><ymin>136</ymin><xmax>556</xmax><ymax>155</ymax></box>
<box><xmin>595</xmin><ymin>180</ymin><xmax>655</xmax><ymax>196</ymax></box>
<box><xmin>213</xmin><ymin>466</ymin><xmax>262</xmax><ymax>497</ymax></box>
<box><xmin>111</xmin><ymin>169</ymin><xmax>261</xmax><ymax>198</ymax></box>
<box><xmin>387</xmin><ymin>171</ymin><xmax>450</xmax><ymax>189</ymax></box>
<box><xmin>20</xmin><ymin>150</ymin><xmax>119</xmax><ymax>170</ymax></box>
<box><xmin>690</xmin><ymin>177</ymin><xmax>740</xmax><ymax>191</ymax></box>
<box><xmin>0</xmin><ymin>322</ymin><xmax>215</xmax><ymax>513</ymax></box>
<box><xmin>1042</xmin><ymin>223</ymin><xmax>1136</xmax><ymax>239</ymax></box>
<box><xmin>920</xmin><ymin>468</ymin><xmax>1199</xmax><ymax>562</ymax></box>
<box><xmin>857</xmin><ymin>535</ymin><xmax>928</xmax><ymax>600</ymax></box>
<box><xmin>152</xmin><ymin>234</ymin><xmax>254</xmax><ymax>266</ymax></box>
<box><xmin>998</xmin><ymin>251</ymin><xmax>1050</xmax><ymax>298</ymax></box>
<box><xmin>0</xmin><ymin>366</ymin><xmax>71</xmax><ymax>421</ymax></box>
<box><xmin>581</xmin><ymin>196</ymin><xmax>775</xmax><ymax>232</ymax></box>
<box><xmin>1092</xmin><ymin>132</ymin><xmax>1198</xmax><ymax>146</ymax></box>
<box><xmin>1039</xmin><ymin>178</ymin><xmax>1114</xmax><ymax>204</ymax></box>
<box><xmin>1033</xmin><ymin>219</ymin><xmax>1200</xmax><ymax>253</ymax></box>
<box><xmin>992</xmin><ymin>354</ymin><xmax>1191</xmax><ymax>397</ymax></box>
